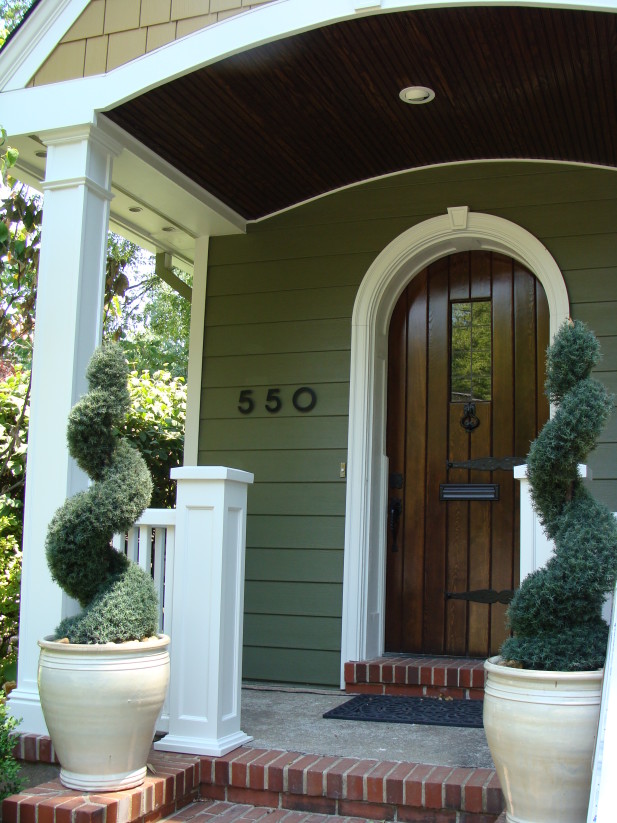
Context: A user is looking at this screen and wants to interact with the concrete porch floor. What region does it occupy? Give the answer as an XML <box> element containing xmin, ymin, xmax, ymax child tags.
<box><xmin>15</xmin><ymin>685</ymin><xmax>494</xmax><ymax>794</ymax></box>
<box><xmin>239</xmin><ymin>686</ymin><xmax>493</xmax><ymax>769</ymax></box>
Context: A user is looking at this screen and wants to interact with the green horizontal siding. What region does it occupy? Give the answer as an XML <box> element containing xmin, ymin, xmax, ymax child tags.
<box><xmin>245</xmin><ymin>581</ymin><xmax>342</xmax><ymax>617</ymax></box>
<box><xmin>199</xmin><ymin>417</ymin><xmax>348</xmax><ymax>451</ymax></box>
<box><xmin>244</xmin><ymin>615</ymin><xmax>341</xmax><ymax>650</ymax></box>
<box><xmin>591</xmin><ymin>481</ymin><xmax>617</xmax><ymax>512</ymax></box>
<box><xmin>242</xmin><ymin>647</ymin><xmax>340</xmax><ymax>686</ymax></box>
<box><xmin>248</xmin><ymin>483</ymin><xmax>346</xmax><ymax>517</ymax></box>
<box><xmin>204</xmin><ymin>319</ymin><xmax>351</xmax><ymax>357</ymax></box>
<box><xmin>204</xmin><ymin>287</ymin><xmax>356</xmax><ymax>326</ymax></box>
<box><xmin>246</xmin><ymin>515</ymin><xmax>344</xmax><ymax>549</ymax></box>
<box><xmin>202</xmin><ymin>352</ymin><xmax>351</xmax><ymax>387</ymax></box>
<box><xmin>206</xmin><ymin>254</ymin><xmax>375</xmax><ymax>296</ymax></box>
<box><xmin>199</xmin><ymin>449</ymin><xmax>348</xmax><ymax>481</ymax></box>
<box><xmin>201</xmin><ymin>159</ymin><xmax>617</xmax><ymax>686</ymax></box>
<box><xmin>246</xmin><ymin>548</ymin><xmax>343</xmax><ymax>582</ymax></box>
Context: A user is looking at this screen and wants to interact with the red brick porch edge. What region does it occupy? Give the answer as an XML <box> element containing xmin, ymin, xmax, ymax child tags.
<box><xmin>344</xmin><ymin>658</ymin><xmax>486</xmax><ymax>700</ymax></box>
<box><xmin>3</xmin><ymin>744</ymin><xmax>503</xmax><ymax>823</ymax></box>
<box><xmin>2</xmin><ymin>751</ymin><xmax>200</xmax><ymax>823</ymax></box>
<box><xmin>200</xmin><ymin>747</ymin><xmax>504</xmax><ymax>822</ymax></box>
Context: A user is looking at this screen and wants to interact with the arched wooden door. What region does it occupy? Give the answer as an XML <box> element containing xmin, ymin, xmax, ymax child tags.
<box><xmin>385</xmin><ymin>250</ymin><xmax>549</xmax><ymax>657</ymax></box>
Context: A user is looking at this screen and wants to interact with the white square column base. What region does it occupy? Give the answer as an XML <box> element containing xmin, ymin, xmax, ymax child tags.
<box><xmin>154</xmin><ymin>467</ymin><xmax>254</xmax><ymax>757</ymax></box>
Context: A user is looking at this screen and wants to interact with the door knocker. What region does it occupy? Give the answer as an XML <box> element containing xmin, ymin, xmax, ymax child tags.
<box><xmin>460</xmin><ymin>402</ymin><xmax>480</xmax><ymax>432</ymax></box>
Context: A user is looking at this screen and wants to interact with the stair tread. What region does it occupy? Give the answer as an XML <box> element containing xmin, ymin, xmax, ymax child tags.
<box><xmin>167</xmin><ymin>799</ymin><xmax>385</xmax><ymax>823</ymax></box>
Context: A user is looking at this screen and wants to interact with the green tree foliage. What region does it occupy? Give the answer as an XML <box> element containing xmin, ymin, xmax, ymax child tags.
<box><xmin>48</xmin><ymin>344</ymin><xmax>159</xmax><ymax>644</ymax></box>
<box><xmin>0</xmin><ymin>511</ymin><xmax>20</xmax><ymax>680</ymax></box>
<box><xmin>0</xmin><ymin>366</ymin><xmax>29</xmax><ymax>511</ymax></box>
<box><xmin>121</xmin><ymin>274</ymin><xmax>191</xmax><ymax>378</ymax></box>
<box><xmin>0</xmin><ymin>180</ymin><xmax>42</xmax><ymax>367</ymax></box>
<box><xmin>123</xmin><ymin>369</ymin><xmax>186</xmax><ymax>508</ymax></box>
<box><xmin>501</xmin><ymin>320</ymin><xmax>617</xmax><ymax>670</ymax></box>
<box><xmin>0</xmin><ymin>368</ymin><xmax>27</xmax><ymax>677</ymax></box>
<box><xmin>0</xmin><ymin>0</ymin><xmax>32</xmax><ymax>40</ymax></box>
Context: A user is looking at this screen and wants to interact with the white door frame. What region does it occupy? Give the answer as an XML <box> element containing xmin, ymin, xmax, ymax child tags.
<box><xmin>339</xmin><ymin>206</ymin><xmax>570</xmax><ymax>686</ymax></box>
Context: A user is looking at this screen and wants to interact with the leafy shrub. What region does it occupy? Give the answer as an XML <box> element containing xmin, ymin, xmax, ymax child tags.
<box><xmin>47</xmin><ymin>345</ymin><xmax>158</xmax><ymax>644</ymax></box>
<box><xmin>0</xmin><ymin>366</ymin><xmax>29</xmax><ymax>517</ymax></box>
<box><xmin>0</xmin><ymin>698</ymin><xmax>22</xmax><ymax>802</ymax></box>
<box><xmin>0</xmin><ymin>506</ymin><xmax>21</xmax><ymax>678</ymax></box>
<box><xmin>502</xmin><ymin>320</ymin><xmax>617</xmax><ymax>670</ymax></box>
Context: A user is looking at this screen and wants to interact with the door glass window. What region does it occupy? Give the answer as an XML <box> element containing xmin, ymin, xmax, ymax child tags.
<box><xmin>451</xmin><ymin>300</ymin><xmax>492</xmax><ymax>401</ymax></box>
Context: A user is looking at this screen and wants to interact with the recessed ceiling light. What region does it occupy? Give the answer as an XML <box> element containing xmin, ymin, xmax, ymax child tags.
<box><xmin>161</xmin><ymin>226</ymin><xmax>176</xmax><ymax>232</ymax></box>
<box><xmin>399</xmin><ymin>86</ymin><xmax>435</xmax><ymax>105</ymax></box>
<box><xmin>35</xmin><ymin>150</ymin><xmax>47</xmax><ymax>158</ymax></box>
<box><xmin>129</xmin><ymin>206</ymin><xmax>143</xmax><ymax>213</ymax></box>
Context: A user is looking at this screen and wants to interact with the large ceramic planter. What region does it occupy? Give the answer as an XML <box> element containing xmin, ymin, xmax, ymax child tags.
<box><xmin>483</xmin><ymin>656</ymin><xmax>602</xmax><ymax>823</ymax></box>
<box><xmin>38</xmin><ymin>634</ymin><xmax>170</xmax><ymax>792</ymax></box>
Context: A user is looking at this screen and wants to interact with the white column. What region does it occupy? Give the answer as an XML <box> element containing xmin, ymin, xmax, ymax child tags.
<box><xmin>183</xmin><ymin>235</ymin><xmax>209</xmax><ymax>466</ymax></box>
<box><xmin>514</xmin><ymin>463</ymin><xmax>590</xmax><ymax>580</ymax></box>
<box><xmin>9</xmin><ymin>124</ymin><xmax>121</xmax><ymax>734</ymax></box>
<box><xmin>154</xmin><ymin>466</ymin><xmax>254</xmax><ymax>756</ymax></box>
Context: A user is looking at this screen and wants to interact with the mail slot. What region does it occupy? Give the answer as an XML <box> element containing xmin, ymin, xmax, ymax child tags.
<box><xmin>439</xmin><ymin>483</ymin><xmax>500</xmax><ymax>501</ymax></box>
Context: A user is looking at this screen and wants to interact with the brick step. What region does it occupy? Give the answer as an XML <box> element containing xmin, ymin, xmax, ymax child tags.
<box><xmin>344</xmin><ymin>657</ymin><xmax>486</xmax><ymax>700</ymax></box>
<box><xmin>200</xmin><ymin>746</ymin><xmax>503</xmax><ymax>822</ymax></box>
<box><xmin>163</xmin><ymin>799</ymin><xmax>438</xmax><ymax>823</ymax></box>
<box><xmin>3</xmin><ymin>741</ymin><xmax>504</xmax><ymax>823</ymax></box>
<box><xmin>1</xmin><ymin>749</ymin><xmax>200</xmax><ymax>823</ymax></box>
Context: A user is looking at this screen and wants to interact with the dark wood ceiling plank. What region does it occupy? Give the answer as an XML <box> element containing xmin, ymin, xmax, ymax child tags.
<box><xmin>105</xmin><ymin>7</ymin><xmax>617</xmax><ymax>219</ymax></box>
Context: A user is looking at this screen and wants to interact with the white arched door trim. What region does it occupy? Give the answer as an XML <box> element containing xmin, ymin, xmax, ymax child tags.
<box><xmin>339</xmin><ymin>206</ymin><xmax>570</xmax><ymax>685</ymax></box>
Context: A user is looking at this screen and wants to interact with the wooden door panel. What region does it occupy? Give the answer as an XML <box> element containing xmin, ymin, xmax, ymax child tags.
<box><xmin>385</xmin><ymin>251</ymin><xmax>549</xmax><ymax>657</ymax></box>
<box><xmin>467</xmin><ymin>402</ymin><xmax>492</xmax><ymax>657</ymax></box>
<box><xmin>423</xmin><ymin>260</ymin><xmax>450</xmax><ymax>654</ymax></box>
<box><xmin>491</xmin><ymin>257</ymin><xmax>517</xmax><ymax>651</ymax></box>
<box><xmin>446</xmin><ymin>404</ymin><xmax>471</xmax><ymax>655</ymax></box>
<box><xmin>403</xmin><ymin>273</ymin><xmax>429</xmax><ymax>650</ymax></box>
<box><xmin>384</xmin><ymin>295</ymin><xmax>407</xmax><ymax>651</ymax></box>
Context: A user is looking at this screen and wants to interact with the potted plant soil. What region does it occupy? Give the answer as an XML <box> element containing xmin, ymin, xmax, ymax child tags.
<box><xmin>483</xmin><ymin>320</ymin><xmax>617</xmax><ymax>823</ymax></box>
<box><xmin>37</xmin><ymin>344</ymin><xmax>170</xmax><ymax>792</ymax></box>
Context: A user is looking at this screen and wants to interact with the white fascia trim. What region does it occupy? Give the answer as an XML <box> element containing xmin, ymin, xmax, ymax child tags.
<box><xmin>2</xmin><ymin>0</ymin><xmax>617</xmax><ymax>137</ymax></box>
<box><xmin>339</xmin><ymin>209</ymin><xmax>570</xmax><ymax>686</ymax></box>
<box><xmin>0</xmin><ymin>0</ymin><xmax>91</xmax><ymax>91</ymax></box>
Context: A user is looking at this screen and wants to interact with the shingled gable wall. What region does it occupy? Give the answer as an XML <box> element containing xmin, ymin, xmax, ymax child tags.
<box><xmin>30</xmin><ymin>0</ymin><xmax>277</xmax><ymax>86</ymax></box>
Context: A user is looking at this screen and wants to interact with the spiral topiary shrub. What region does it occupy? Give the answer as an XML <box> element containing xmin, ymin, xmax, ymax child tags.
<box><xmin>501</xmin><ymin>320</ymin><xmax>617</xmax><ymax>671</ymax></box>
<box><xmin>45</xmin><ymin>344</ymin><xmax>158</xmax><ymax>644</ymax></box>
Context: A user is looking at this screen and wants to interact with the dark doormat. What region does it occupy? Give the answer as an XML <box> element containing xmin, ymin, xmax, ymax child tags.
<box><xmin>323</xmin><ymin>694</ymin><xmax>484</xmax><ymax>728</ymax></box>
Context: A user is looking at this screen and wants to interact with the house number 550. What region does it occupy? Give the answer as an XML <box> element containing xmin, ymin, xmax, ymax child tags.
<box><xmin>237</xmin><ymin>387</ymin><xmax>317</xmax><ymax>414</ymax></box>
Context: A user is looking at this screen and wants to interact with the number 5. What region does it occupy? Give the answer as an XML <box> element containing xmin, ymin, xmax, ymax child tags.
<box><xmin>265</xmin><ymin>388</ymin><xmax>282</xmax><ymax>414</ymax></box>
<box><xmin>238</xmin><ymin>389</ymin><xmax>254</xmax><ymax>414</ymax></box>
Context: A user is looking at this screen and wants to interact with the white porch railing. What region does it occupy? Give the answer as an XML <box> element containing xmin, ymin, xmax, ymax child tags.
<box><xmin>113</xmin><ymin>508</ymin><xmax>176</xmax><ymax>733</ymax></box>
<box><xmin>113</xmin><ymin>508</ymin><xmax>176</xmax><ymax>647</ymax></box>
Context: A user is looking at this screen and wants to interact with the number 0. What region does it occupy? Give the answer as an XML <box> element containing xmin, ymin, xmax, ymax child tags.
<box><xmin>292</xmin><ymin>386</ymin><xmax>317</xmax><ymax>412</ymax></box>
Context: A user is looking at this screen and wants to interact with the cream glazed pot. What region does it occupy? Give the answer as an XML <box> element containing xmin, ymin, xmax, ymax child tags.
<box><xmin>483</xmin><ymin>656</ymin><xmax>602</xmax><ymax>823</ymax></box>
<box><xmin>38</xmin><ymin>634</ymin><xmax>170</xmax><ymax>792</ymax></box>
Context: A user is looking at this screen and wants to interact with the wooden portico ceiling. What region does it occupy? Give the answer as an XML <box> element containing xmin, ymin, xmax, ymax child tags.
<box><xmin>105</xmin><ymin>6</ymin><xmax>617</xmax><ymax>221</ymax></box>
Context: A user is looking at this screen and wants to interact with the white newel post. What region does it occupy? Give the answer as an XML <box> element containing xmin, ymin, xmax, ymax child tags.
<box><xmin>8</xmin><ymin>124</ymin><xmax>120</xmax><ymax>734</ymax></box>
<box><xmin>154</xmin><ymin>466</ymin><xmax>254</xmax><ymax>756</ymax></box>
